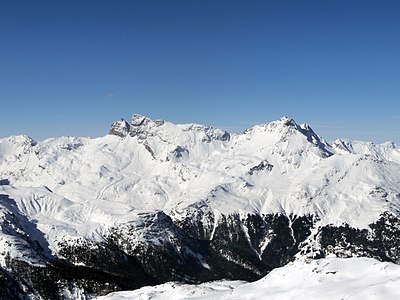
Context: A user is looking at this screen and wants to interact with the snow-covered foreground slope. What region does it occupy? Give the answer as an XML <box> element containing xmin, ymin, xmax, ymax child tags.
<box><xmin>96</xmin><ymin>257</ymin><xmax>400</xmax><ymax>300</ymax></box>
<box><xmin>1</xmin><ymin>114</ymin><xmax>400</xmax><ymax>299</ymax></box>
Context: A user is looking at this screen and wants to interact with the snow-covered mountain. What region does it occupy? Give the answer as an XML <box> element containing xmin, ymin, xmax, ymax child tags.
<box><xmin>1</xmin><ymin>114</ymin><xmax>400</xmax><ymax>299</ymax></box>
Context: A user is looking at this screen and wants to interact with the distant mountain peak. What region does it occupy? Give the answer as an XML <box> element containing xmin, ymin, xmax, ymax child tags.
<box><xmin>131</xmin><ymin>114</ymin><xmax>150</xmax><ymax>126</ymax></box>
<box><xmin>109</xmin><ymin>118</ymin><xmax>130</xmax><ymax>137</ymax></box>
<box><xmin>279</xmin><ymin>116</ymin><xmax>296</xmax><ymax>126</ymax></box>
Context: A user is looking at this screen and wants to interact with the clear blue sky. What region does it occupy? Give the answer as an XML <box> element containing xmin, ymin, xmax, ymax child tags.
<box><xmin>1</xmin><ymin>0</ymin><xmax>399</xmax><ymax>143</ymax></box>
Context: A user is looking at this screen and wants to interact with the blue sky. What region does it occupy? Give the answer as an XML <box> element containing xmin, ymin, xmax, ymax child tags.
<box><xmin>1</xmin><ymin>0</ymin><xmax>399</xmax><ymax>143</ymax></box>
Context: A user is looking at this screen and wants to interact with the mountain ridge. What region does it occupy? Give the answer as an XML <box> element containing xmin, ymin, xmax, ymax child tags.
<box><xmin>1</xmin><ymin>115</ymin><xmax>400</xmax><ymax>299</ymax></box>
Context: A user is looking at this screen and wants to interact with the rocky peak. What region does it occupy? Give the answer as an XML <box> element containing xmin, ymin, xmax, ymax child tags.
<box><xmin>242</xmin><ymin>117</ymin><xmax>333</xmax><ymax>158</ymax></box>
<box><xmin>109</xmin><ymin>118</ymin><xmax>131</xmax><ymax>138</ymax></box>
<box><xmin>243</xmin><ymin>117</ymin><xmax>301</xmax><ymax>138</ymax></box>
<box><xmin>129</xmin><ymin>114</ymin><xmax>165</xmax><ymax>138</ymax></box>
<box><xmin>109</xmin><ymin>114</ymin><xmax>163</xmax><ymax>138</ymax></box>
<box><xmin>298</xmin><ymin>124</ymin><xmax>333</xmax><ymax>157</ymax></box>
<box><xmin>131</xmin><ymin>114</ymin><xmax>150</xmax><ymax>126</ymax></box>
<box><xmin>280</xmin><ymin>116</ymin><xmax>297</xmax><ymax>127</ymax></box>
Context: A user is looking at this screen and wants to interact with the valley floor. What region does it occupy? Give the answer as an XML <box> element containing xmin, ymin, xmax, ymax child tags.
<box><xmin>95</xmin><ymin>257</ymin><xmax>400</xmax><ymax>300</ymax></box>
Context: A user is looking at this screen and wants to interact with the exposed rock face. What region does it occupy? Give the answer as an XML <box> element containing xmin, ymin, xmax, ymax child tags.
<box><xmin>248</xmin><ymin>160</ymin><xmax>273</xmax><ymax>175</ymax></box>
<box><xmin>109</xmin><ymin>118</ymin><xmax>130</xmax><ymax>137</ymax></box>
<box><xmin>310</xmin><ymin>212</ymin><xmax>400</xmax><ymax>262</ymax></box>
<box><xmin>108</xmin><ymin>114</ymin><xmax>230</xmax><ymax>142</ymax></box>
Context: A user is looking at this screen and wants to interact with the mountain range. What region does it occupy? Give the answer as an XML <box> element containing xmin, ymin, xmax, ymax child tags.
<box><xmin>1</xmin><ymin>114</ymin><xmax>400</xmax><ymax>299</ymax></box>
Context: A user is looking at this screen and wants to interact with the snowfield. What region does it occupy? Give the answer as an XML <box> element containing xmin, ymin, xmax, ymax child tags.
<box><xmin>96</xmin><ymin>257</ymin><xmax>400</xmax><ymax>300</ymax></box>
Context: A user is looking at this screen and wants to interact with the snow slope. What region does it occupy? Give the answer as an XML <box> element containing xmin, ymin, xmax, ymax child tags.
<box><xmin>95</xmin><ymin>257</ymin><xmax>400</xmax><ymax>300</ymax></box>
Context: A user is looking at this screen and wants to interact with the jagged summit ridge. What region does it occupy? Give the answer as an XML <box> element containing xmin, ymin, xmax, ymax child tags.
<box><xmin>108</xmin><ymin>115</ymin><xmax>328</xmax><ymax>149</ymax></box>
<box><xmin>110</xmin><ymin>115</ymin><xmax>305</xmax><ymax>137</ymax></box>
<box><xmin>109</xmin><ymin>114</ymin><xmax>230</xmax><ymax>142</ymax></box>
<box><xmin>109</xmin><ymin>118</ymin><xmax>130</xmax><ymax>137</ymax></box>
<box><xmin>107</xmin><ymin>114</ymin><xmax>337</xmax><ymax>164</ymax></box>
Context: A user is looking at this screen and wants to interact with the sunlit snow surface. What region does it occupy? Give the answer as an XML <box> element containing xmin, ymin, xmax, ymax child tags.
<box><xmin>96</xmin><ymin>257</ymin><xmax>400</xmax><ymax>300</ymax></box>
<box><xmin>1</xmin><ymin>116</ymin><xmax>400</xmax><ymax>262</ymax></box>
